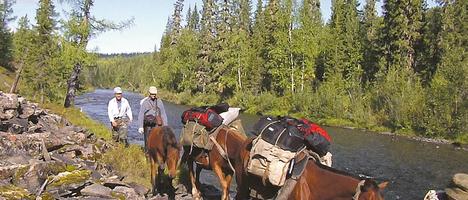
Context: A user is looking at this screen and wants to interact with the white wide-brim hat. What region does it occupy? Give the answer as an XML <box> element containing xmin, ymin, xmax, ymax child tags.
<box><xmin>114</xmin><ymin>87</ymin><xmax>123</xmax><ymax>94</ymax></box>
<box><xmin>148</xmin><ymin>86</ymin><xmax>158</xmax><ymax>94</ymax></box>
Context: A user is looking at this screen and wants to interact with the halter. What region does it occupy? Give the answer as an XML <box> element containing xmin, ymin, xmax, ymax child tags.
<box><xmin>353</xmin><ymin>180</ymin><xmax>366</xmax><ymax>200</ymax></box>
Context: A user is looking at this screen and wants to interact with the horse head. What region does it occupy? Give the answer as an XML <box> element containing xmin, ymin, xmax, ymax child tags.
<box><xmin>355</xmin><ymin>178</ymin><xmax>388</xmax><ymax>200</ymax></box>
<box><xmin>163</xmin><ymin>126</ymin><xmax>181</xmax><ymax>179</ymax></box>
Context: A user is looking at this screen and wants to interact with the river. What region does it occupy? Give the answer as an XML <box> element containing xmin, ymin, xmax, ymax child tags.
<box><xmin>75</xmin><ymin>89</ymin><xmax>468</xmax><ymax>199</ymax></box>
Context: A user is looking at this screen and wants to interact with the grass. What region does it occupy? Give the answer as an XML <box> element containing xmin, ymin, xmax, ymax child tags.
<box><xmin>0</xmin><ymin>66</ymin><xmax>14</xmax><ymax>92</ymax></box>
<box><xmin>101</xmin><ymin>144</ymin><xmax>151</xmax><ymax>188</ymax></box>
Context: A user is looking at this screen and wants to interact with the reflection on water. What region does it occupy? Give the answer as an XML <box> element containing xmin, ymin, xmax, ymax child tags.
<box><xmin>76</xmin><ymin>89</ymin><xmax>468</xmax><ymax>199</ymax></box>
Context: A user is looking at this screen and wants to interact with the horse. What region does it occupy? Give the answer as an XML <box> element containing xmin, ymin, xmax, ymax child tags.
<box><xmin>235</xmin><ymin>138</ymin><xmax>388</xmax><ymax>200</ymax></box>
<box><xmin>181</xmin><ymin>126</ymin><xmax>247</xmax><ymax>200</ymax></box>
<box><xmin>147</xmin><ymin>126</ymin><xmax>181</xmax><ymax>198</ymax></box>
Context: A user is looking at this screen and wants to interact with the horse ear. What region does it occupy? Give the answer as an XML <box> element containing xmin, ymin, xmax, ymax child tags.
<box><xmin>378</xmin><ymin>181</ymin><xmax>389</xmax><ymax>190</ymax></box>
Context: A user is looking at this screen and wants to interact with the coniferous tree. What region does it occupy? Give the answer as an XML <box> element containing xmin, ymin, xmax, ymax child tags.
<box><xmin>328</xmin><ymin>0</ymin><xmax>362</xmax><ymax>80</ymax></box>
<box><xmin>187</xmin><ymin>4</ymin><xmax>200</xmax><ymax>31</ymax></box>
<box><xmin>24</xmin><ymin>0</ymin><xmax>59</xmax><ymax>102</ymax></box>
<box><xmin>11</xmin><ymin>15</ymin><xmax>34</xmax><ymax>93</ymax></box>
<box><xmin>198</xmin><ymin>0</ymin><xmax>218</xmax><ymax>93</ymax></box>
<box><xmin>383</xmin><ymin>0</ymin><xmax>424</xmax><ymax>71</ymax></box>
<box><xmin>416</xmin><ymin>7</ymin><xmax>442</xmax><ymax>84</ymax></box>
<box><xmin>0</xmin><ymin>0</ymin><xmax>15</xmax><ymax>70</ymax></box>
<box><xmin>361</xmin><ymin>0</ymin><xmax>383</xmax><ymax>83</ymax></box>
<box><xmin>249</xmin><ymin>0</ymin><xmax>266</xmax><ymax>93</ymax></box>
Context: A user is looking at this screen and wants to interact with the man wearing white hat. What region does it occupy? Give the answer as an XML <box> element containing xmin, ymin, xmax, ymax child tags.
<box><xmin>138</xmin><ymin>86</ymin><xmax>168</xmax><ymax>151</ymax></box>
<box><xmin>108</xmin><ymin>87</ymin><xmax>133</xmax><ymax>146</ymax></box>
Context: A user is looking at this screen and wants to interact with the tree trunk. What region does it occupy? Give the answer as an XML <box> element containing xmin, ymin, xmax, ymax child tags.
<box><xmin>64</xmin><ymin>63</ymin><xmax>82</xmax><ymax>108</ymax></box>
<box><xmin>237</xmin><ymin>54</ymin><xmax>242</xmax><ymax>90</ymax></box>
<box><xmin>10</xmin><ymin>63</ymin><xmax>23</xmax><ymax>94</ymax></box>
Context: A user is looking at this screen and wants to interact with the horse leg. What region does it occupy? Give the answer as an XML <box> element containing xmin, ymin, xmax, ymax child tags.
<box><xmin>212</xmin><ymin>164</ymin><xmax>231</xmax><ymax>200</ymax></box>
<box><xmin>235</xmin><ymin>171</ymin><xmax>250</xmax><ymax>200</ymax></box>
<box><xmin>150</xmin><ymin>156</ymin><xmax>159</xmax><ymax>196</ymax></box>
<box><xmin>189</xmin><ymin>161</ymin><xmax>202</xmax><ymax>200</ymax></box>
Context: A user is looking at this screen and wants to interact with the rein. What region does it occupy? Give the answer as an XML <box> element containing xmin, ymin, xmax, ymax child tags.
<box><xmin>353</xmin><ymin>180</ymin><xmax>366</xmax><ymax>200</ymax></box>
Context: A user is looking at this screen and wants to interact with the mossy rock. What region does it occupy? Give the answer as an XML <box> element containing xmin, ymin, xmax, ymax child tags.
<box><xmin>0</xmin><ymin>185</ymin><xmax>34</xmax><ymax>200</ymax></box>
<box><xmin>47</xmin><ymin>170</ymin><xmax>91</xmax><ymax>191</ymax></box>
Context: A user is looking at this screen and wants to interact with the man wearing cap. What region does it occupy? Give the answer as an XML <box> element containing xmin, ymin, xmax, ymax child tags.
<box><xmin>138</xmin><ymin>86</ymin><xmax>168</xmax><ymax>151</ymax></box>
<box><xmin>108</xmin><ymin>87</ymin><xmax>133</xmax><ymax>146</ymax></box>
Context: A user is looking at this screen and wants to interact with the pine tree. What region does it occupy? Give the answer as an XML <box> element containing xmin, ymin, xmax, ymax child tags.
<box><xmin>382</xmin><ymin>0</ymin><xmax>424</xmax><ymax>71</ymax></box>
<box><xmin>170</xmin><ymin>0</ymin><xmax>184</xmax><ymax>44</ymax></box>
<box><xmin>416</xmin><ymin>6</ymin><xmax>442</xmax><ymax>84</ymax></box>
<box><xmin>249</xmin><ymin>0</ymin><xmax>266</xmax><ymax>93</ymax></box>
<box><xmin>187</xmin><ymin>4</ymin><xmax>200</xmax><ymax>31</ymax></box>
<box><xmin>10</xmin><ymin>15</ymin><xmax>34</xmax><ymax>93</ymax></box>
<box><xmin>327</xmin><ymin>0</ymin><xmax>362</xmax><ymax>80</ymax></box>
<box><xmin>197</xmin><ymin>0</ymin><xmax>218</xmax><ymax>93</ymax></box>
<box><xmin>361</xmin><ymin>0</ymin><xmax>383</xmax><ymax>83</ymax></box>
<box><xmin>0</xmin><ymin>0</ymin><xmax>15</xmax><ymax>70</ymax></box>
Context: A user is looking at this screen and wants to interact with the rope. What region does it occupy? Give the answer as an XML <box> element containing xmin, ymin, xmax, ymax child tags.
<box><xmin>209</xmin><ymin>131</ymin><xmax>236</xmax><ymax>172</ymax></box>
<box><xmin>353</xmin><ymin>180</ymin><xmax>366</xmax><ymax>200</ymax></box>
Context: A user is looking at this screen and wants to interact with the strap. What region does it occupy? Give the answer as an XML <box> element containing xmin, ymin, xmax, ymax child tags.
<box><xmin>353</xmin><ymin>180</ymin><xmax>366</xmax><ymax>200</ymax></box>
<box><xmin>209</xmin><ymin>133</ymin><xmax>235</xmax><ymax>172</ymax></box>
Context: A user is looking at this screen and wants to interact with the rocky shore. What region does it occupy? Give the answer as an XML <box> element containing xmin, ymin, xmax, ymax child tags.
<box><xmin>0</xmin><ymin>92</ymin><xmax>196</xmax><ymax>200</ymax></box>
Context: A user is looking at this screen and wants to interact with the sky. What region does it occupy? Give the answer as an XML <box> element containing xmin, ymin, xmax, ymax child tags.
<box><xmin>11</xmin><ymin>0</ymin><xmax>437</xmax><ymax>54</ymax></box>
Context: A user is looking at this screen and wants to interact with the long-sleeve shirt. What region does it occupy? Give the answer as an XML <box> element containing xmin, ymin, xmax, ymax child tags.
<box><xmin>108</xmin><ymin>97</ymin><xmax>133</xmax><ymax>122</ymax></box>
<box><xmin>138</xmin><ymin>98</ymin><xmax>168</xmax><ymax>129</ymax></box>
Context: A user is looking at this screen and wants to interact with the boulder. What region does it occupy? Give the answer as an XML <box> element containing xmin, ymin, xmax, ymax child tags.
<box><xmin>80</xmin><ymin>183</ymin><xmax>112</xmax><ymax>198</ymax></box>
<box><xmin>445</xmin><ymin>187</ymin><xmax>468</xmax><ymax>200</ymax></box>
<box><xmin>0</xmin><ymin>93</ymin><xmax>19</xmax><ymax>110</ymax></box>
<box><xmin>19</xmin><ymin>104</ymin><xmax>35</xmax><ymax>119</ymax></box>
<box><xmin>102</xmin><ymin>178</ymin><xmax>131</xmax><ymax>189</ymax></box>
<box><xmin>0</xmin><ymin>109</ymin><xmax>17</xmax><ymax>120</ymax></box>
<box><xmin>46</xmin><ymin>170</ymin><xmax>91</xmax><ymax>195</ymax></box>
<box><xmin>453</xmin><ymin>173</ymin><xmax>468</xmax><ymax>192</ymax></box>
<box><xmin>113</xmin><ymin>186</ymin><xmax>144</xmax><ymax>199</ymax></box>
<box><xmin>6</xmin><ymin>118</ymin><xmax>28</xmax><ymax>134</ymax></box>
<box><xmin>0</xmin><ymin>185</ymin><xmax>33</xmax><ymax>200</ymax></box>
<box><xmin>128</xmin><ymin>182</ymin><xmax>149</xmax><ymax>196</ymax></box>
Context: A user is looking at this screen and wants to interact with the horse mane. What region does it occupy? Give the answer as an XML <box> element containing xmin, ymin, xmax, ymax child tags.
<box><xmin>162</xmin><ymin>126</ymin><xmax>179</xmax><ymax>150</ymax></box>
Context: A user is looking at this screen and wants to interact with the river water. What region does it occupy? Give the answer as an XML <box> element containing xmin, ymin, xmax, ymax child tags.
<box><xmin>75</xmin><ymin>89</ymin><xmax>468</xmax><ymax>199</ymax></box>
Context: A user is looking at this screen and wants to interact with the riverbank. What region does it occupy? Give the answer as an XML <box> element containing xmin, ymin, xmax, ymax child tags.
<box><xmin>0</xmin><ymin>92</ymin><xmax>194</xmax><ymax>199</ymax></box>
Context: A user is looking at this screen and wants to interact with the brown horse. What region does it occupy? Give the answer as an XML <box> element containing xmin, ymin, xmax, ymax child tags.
<box><xmin>235</xmin><ymin>138</ymin><xmax>388</xmax><ymax>200</ymax></box>
<box><xmin>181</xmin><ymin>126</ymin><xmax>247</xmax><ymax>200</ymax></box>
<box><xmin>147</xmin><ymin>126</ymin><xmax>181</xmax><ymax>198</ymax></box>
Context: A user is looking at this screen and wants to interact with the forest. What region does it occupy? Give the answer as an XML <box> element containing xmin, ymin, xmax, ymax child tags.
<box><xmin>1</xmin><ymin>0</ymin><xmax>466</xmax><ymax>142</ymax></box>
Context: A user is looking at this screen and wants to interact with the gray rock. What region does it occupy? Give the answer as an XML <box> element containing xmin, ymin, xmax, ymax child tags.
<box><xmin>128</xmin><ymin>182</ymin><xmax>149</xmax><ymax>196</ymax></box>
<box><xmin>19</xmin><ymin>103</ymin><xmax>36</xmax><ymax>119</ymax></box>
<box><xmin>454</xmin><ymin>173</ymin><xmax>468</xmax><ymax>192</ymax></box>
<box><xmin>7</xmin><ymin>118</ymin><xmax>28</xmax><ymax>134</ymax></box>
<box><xmin>0</xmin><ymin>93</ymin><xmax>19</xmax><ymax>110</ymax></box>
<box><xmin>0</xmin><ymin>109</ymin><xmax>17</xmax><ymax>120</ymax></box>
<box><xmin>37</xmin><ymin>115</ymin><xmax>60</xmax><ymax>132</ymax></box>
<box><xmin>102</xmin><ymin>178</ymin><xmax>131</xmax><ymax>189</ymax></box>
<box><xmin>113</xmin><ymin>186</ymin><xmax>144</xmax><ymax>200</ymax></box>
<box><xmin>80</xmin><ymin>183</ymin><xmax>112</xmax><ymax>198</ymax></box>
<box><xmin>147</xmin><ymin>194</ymin><xmax>169</xmax><ymax>200</ymax></box>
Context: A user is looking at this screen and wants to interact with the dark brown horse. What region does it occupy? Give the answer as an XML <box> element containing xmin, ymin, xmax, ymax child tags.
<box><xmin>181</xmin><ymin>126</ymin><xmax>247</xmax><ymax>200</ymax></box>
<box><xmin>147</xmin><ymin>126</ymin><xmax>181</xmax><ymax>197</ymax></box>
<box><xmin>235</xmin><ymin>138</ymin><xmax>388</xmax><ymax>200</ymax></box>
